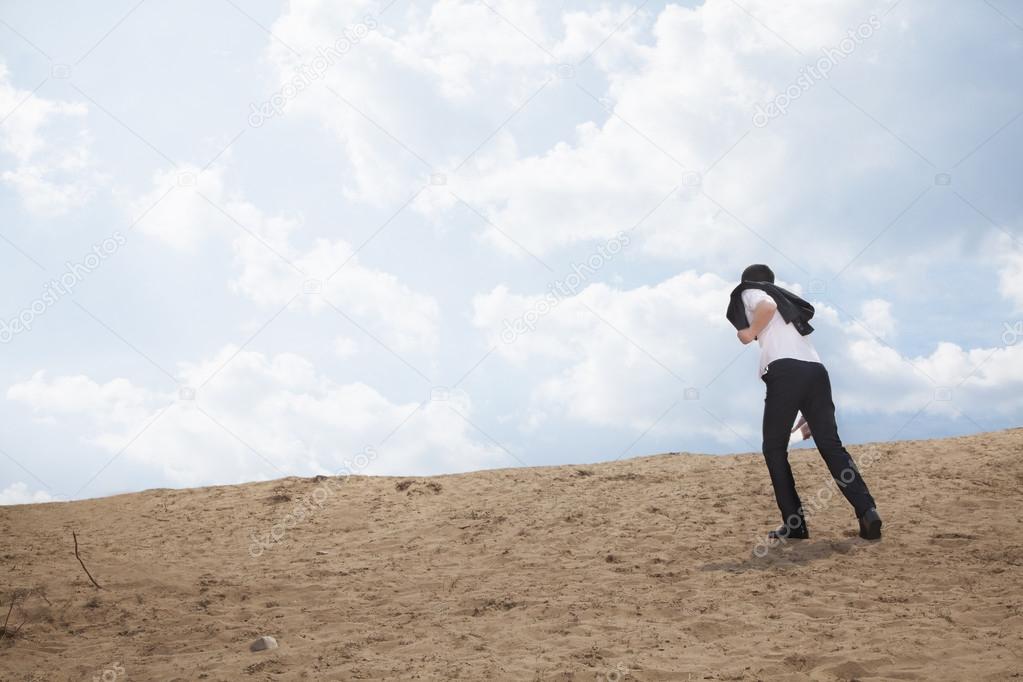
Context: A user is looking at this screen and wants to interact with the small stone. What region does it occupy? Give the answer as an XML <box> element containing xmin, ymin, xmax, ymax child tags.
<box><xmin>316</xmin><ymin>550</ymin><xmax>329</xmax><ymax>555</ymax></box>
<box><xmin>250</xmin><ymin>635</ymin><xmax>278</xmax><ymax>652</ymax></box>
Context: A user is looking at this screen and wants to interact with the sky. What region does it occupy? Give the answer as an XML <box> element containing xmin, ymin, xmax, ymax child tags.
<box><xmin>0</xmin><ymin>0</ymin><xmax>1021</xmax><ymax>504</ymax></box>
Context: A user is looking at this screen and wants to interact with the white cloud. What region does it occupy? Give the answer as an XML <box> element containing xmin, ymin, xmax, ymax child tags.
<box><xmin>840</xmin><ymin>337</ymin><xmax>1023</xmax><ymax>415</ymax></box>
<box><xmin>334</xmin><ymin>336</ymin><xmax>358</xmax><ymax>358</ymax></box>
<box><xmin>450</xmin><ymin>0</ymin><xmax>905</xmax><ymax>262</ymax></box>
<box><xmin>262</xmin><ymin>0</ymin><xmax>562</xmax><ymax>205</ymax></box>
<box><xmin>473</xmin><ymin>270</ymin><xmax>746</xmax><ymax>438</ymax></box>
<box><xmin>232</xmin><ymin>235</ymin><xmax>441</xmax><ymax>353</ymax></box>
<box><xmin>0</xmin><ymin>482</ymin><xmax>56</xmax><ymax>506</ymax></box>
<box><xmin>556</xmin><ymin>5</ymin><xmax>648</xmax><ymax>65</ymax></box>
<box><xmin>857</xmin><ymin>299</ymin><xmax>896</xmax><ymax>339</ymax></box>
<box><xmin>126</xmin><ymin>164</ymin><xmax>234</xmax><ymax>250</ymax></box>
<box><xmin>7</xmin><ymin>346</ymin><xmax>507</xmax><ymax>487</ymax></box>
<box><xmin>129</xmin><ymin>164</ymin><xmax>441</xmax><ymax>353</ymax></box>
<box><xmin>262</xmin><ymin>0</ymin><xmax>922</xmax><ymax>264</ymax></box>
<box><xmin>992</xmin><ymin>233</ymin><xmax>1023</xmax><ymax>312</ymax></box>
<box><xmin>7</xmin><ymin>371</ymin><xmax>160</xmax><ymax>427</ymax></box>
<box><xmin>0</xmin><ymin>62</ymin><xmax>100</xmax><ymax>216</ymax></box>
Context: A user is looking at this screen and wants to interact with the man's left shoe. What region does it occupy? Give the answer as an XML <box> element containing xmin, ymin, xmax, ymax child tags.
<box><xmin>858</xmin><ymin>508</ymin><xmax>882</xmax><ymax>540</ymax></box>
<box><xmin>768</xmin><ymin>523</ymin><xmax>809</xmax><ymax>540</ymax></box>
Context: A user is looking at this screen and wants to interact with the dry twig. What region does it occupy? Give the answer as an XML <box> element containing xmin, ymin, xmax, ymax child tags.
<box><xmin>0</xmin><ymin>597</ymin><xmax>15</xmax><ymax>641</ymax></box>
<box><xmin>73</xmin><ymin>531</ymin><xmax>103</xmax><ymax>589</ymax></box>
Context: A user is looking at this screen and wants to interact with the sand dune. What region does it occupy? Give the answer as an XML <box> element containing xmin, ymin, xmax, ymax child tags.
<box><xmin>2</xmin><ymin>428</ymin><xmax>1022</xmax><ymax>680</ymax></box>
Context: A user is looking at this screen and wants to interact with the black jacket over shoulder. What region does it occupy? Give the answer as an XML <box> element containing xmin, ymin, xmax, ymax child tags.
<box><xmin>726</xmin><ymin>281</ymin><xmax>815</xmax><ymax>336</ymax></box>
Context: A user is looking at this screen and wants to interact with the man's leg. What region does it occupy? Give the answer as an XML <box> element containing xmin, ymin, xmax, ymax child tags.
<box><xmin>801</xmin><ymin>364</ymin><xmax>876</xmax><ymax>518</ymax></box>
<box><xmin>762</xmin><ymin>362</ymin><xmax>806</xmax><ymax>529</ymax></box>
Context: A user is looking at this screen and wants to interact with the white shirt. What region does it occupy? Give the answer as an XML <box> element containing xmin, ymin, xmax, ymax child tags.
<box><xmin>742</xmin><ymin>288</ymin><xmax>821</xmax><ymax>378</ymax></box>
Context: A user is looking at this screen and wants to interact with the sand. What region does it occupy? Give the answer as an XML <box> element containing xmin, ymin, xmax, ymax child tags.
<box><xmin>2</xmin><ymin>428</ymin><xmax>1022</xmax><ymax>681</ymax></box>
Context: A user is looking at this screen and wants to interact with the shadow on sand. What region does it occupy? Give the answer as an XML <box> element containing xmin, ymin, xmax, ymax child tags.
<box><xmin>700</xmin><ymin>536</ymin><xmax>867</xmax><ymax>573</ymax></box>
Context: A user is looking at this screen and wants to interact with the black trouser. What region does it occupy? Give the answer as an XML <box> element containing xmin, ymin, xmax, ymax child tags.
<box><xmin>761</xmin><ymin>358</ymin><xmax>876</xmax><ymax>525</ymax></box>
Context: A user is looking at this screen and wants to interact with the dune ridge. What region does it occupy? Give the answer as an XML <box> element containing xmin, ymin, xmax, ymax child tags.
<box><xmin>2</xmin><ymin>428</ymin><xmax>1022</xmax><ymax>680</ymax></box>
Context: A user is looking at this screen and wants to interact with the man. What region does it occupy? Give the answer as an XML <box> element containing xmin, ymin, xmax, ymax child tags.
<box><xmin>727</xmin><ymin>264</ymin><xmax>882</xmax><ymax>541</ymax></box>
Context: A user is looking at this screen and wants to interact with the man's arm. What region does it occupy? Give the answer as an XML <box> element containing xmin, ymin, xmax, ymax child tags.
<box><xmin>737</xmin><ymin>300</ymin><xmax>777</xmax><ymax>344</ymax></box>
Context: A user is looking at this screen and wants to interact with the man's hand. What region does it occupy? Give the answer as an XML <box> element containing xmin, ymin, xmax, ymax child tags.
<box><xmin>791</xmin><ymin>414</ymin><xmax>812</xmax><ymax>441</ymax></box>
<box><xmin>737</xmin><ymin>328</ymin><xmax>757</xmax><ymax>345</ymax></box>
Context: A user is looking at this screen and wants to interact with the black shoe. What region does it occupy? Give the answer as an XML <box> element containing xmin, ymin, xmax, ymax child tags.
<box><xmin>858</xmin><ymin>508</ymin><xmax>882</xmax><ymax>540</ymax></box>
<box><xmin>768</xmin><ymin>524</ymin><xmax>809</xmax><ymax>540</ymax></box>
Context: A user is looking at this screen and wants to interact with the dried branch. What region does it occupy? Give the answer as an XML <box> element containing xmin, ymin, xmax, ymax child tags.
<box><xmin>0</xmin><ymin>597</ymin><xmax>15</xmax><ymax>642</ymax></box>
<box><xmin>72</xmin><ymin>531</ymin><xmax>103</xmax><ymax>590</ymax></box>
<box><xmin>9</xmin><ymin>619</ymin><xmax>26</xmax><ymax>639</ymax></box>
